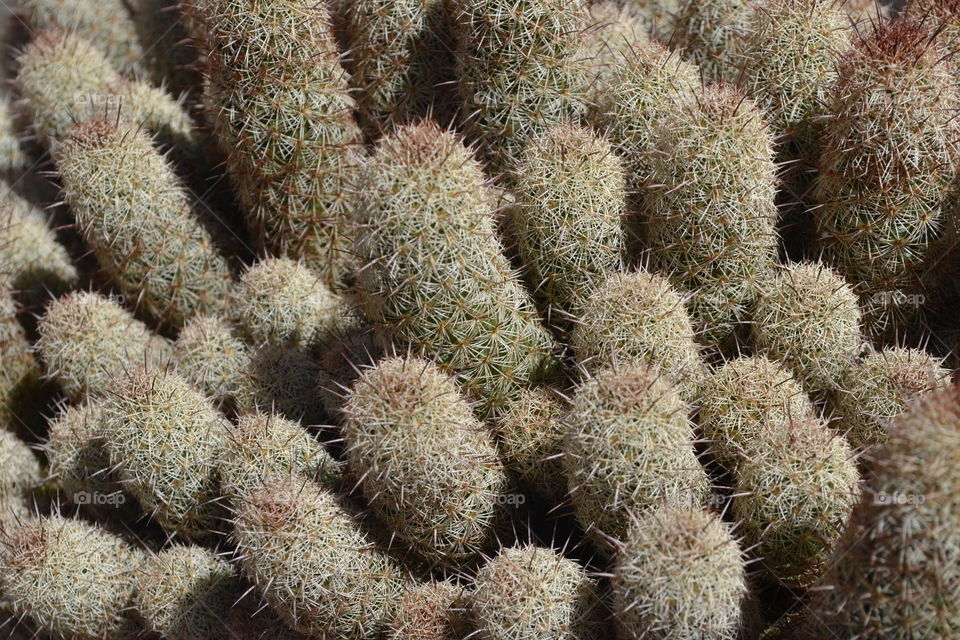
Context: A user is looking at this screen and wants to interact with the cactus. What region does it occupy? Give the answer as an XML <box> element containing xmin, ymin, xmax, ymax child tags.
<box><xmin>0</xmin><ymin>190</ymin><xmax>77</xmax><ymax>294</ymax></box>
<box><xmin>101</xmin><ymin>368</ymin><xmax>230</xmax><ymax>539</ymax></box>
<box><xmin>735</xmin><ymin>0</ymin><xmax>851</xmax><ymax>205</ymax></box>
<box><xmin>587</xmin><ymin>38</ymin><xmax>699</xmax><ymax>195</ymax></box>
<box><xmin>36</xmin><ymin>291</ymin><xmax>172</xmax><ymax>401</ymax></box>
<box><xmin>814</xmin><ymin>19</ymin><xmax>960</xmax><ymax>338</ymax></box>
<box><xmin>342</xmin><ymin>0</ymin><xmax>455</xmax><ymax>137</ymax></box>
<box><xmin>612</xmin><ymin>504</ymin><xmax>747</xmax><ymax>640</ymax></box>
<box><xmin>44</xmin><ymin>400</ymin><xmax>121</xmax><ymax>508</ymax></box>
<box><xmin>732</xmin><ymin>415</ymin><xmax>860</xmax><ymax>588</ymax></box>
<box><xmin>220</xmin><ymin>411</ymin><xmax>342</xmax><ymax>501</ymax></box>
<box><xmin>563</xmin><ymin>361</ymin><xmax>710</xmax><ymax>554</ymax></box>
<box><xmin>235</xmin><ymin>345</ymin><xmax>327</xmax><ymax>427</ymax></box>
<box><xmin>315</xmin><ymin>321</ymin><xmax>383</xmax><ymax>419</ymax></box>
<box><xmin>698</xmin><ymin>355</ymin><xmax>816</xmax><ymax>470</ymax></box>
<box><xmin>0</xmin><ymin>430</ymin><xmax>41</xmax><ymax>502</ymax></box>
<box><xmin>173</xmin><ymin>314</ymin><xmax>249</xmax><ymax>406</ymax></box>
<box><xmin>343</xmin><ymin>356</ymin><xmax>509</xmax><ymax>565</ymax></box>
<box><xmin>646</xmin><ymin>83</ymin><xmax>779</xmax><ymax>350</ymax></box>
<box><xmin>186</xmin><ymin>0</ymin><xmax>362</xmax><ymax>286</ymax></box>
<box><xmin>621</xmin><ymin>0</ymin><xmax>683</xmax><ymax>37</ymax></box>
<box><xmin>753</xmin><ymin>262</ymin><xmax>863</xmax><ymax>398</ymax></box>
<box><xmin>0</xmin><ymin>514</ymin><xmax>145</xmax><ymax>639</ymax></box>
<box><xmin>0</xmin><ymin>288</ymin><xmax>43</xmax><ymax>428</ymax></box>
<box><xmin>494</xmin><ymin>386</ymin><xmax>568</xmax><ymax>504</ymax></box>
<box><xmin>136</xmin><ymin>545</ymin><xmax>241</xmax><ymax>640</ymax></box>
<box><xmin>16</xmin><ymin>28</ymin><xmax>197</xmax><ymax>150</ymax></box>
<box><xmin>352</xmin><ymin>122</ymin><xmax>558</xmax><ymax>418</ymax></box>
<box><xmin>581</xmin><ymin>3</ymin><xmax>651</xmax><ymax>98</ymax></box>
<box><xmin>236</xmin><ymin>257</ymin><xmax>350</xmax><ymax>350</ymax></box>
<box><xmin>231</xmin><ymin>475</ymin><xmax>408</xmax><ymax>638</ymax></box>
<box><xmin>670</xmin><ymin>0</ymin><xmax>751</xmax><ymax>82</ymax></box>
<box><xmin>53</xmin><ymin>117</ymin><xmax>234</xmax><ymax>328</ymax></box>
<box><xmin>903</xmin><ymin>1</ymin><xmax>960</xmax><ymax>75</ymax></box>
<box><xmin>453</xmin><ymin>0</ymin><xmax>589</xmax><ymax>173</ymax></box>
<box><xmin>0</xmin><ymin>98</ymin><xmax>28</xmax><ymax>174</ymax></box>
<box><xmin>17</xmin><ymin>0</ymin><xmax>147</xmax><ymax>76</ymax></box>
<box><xmin>470</xmin><ymin>545</ymin><xmax>606</xmax><ymax>640</ymax></box>
<box><xmin>832</xmin><ymin>347</ymin><xmax>952</xmax><ymax>449</ymax></box>
<box><xmin>570</xmin><ymin>270</ymin><xmax>706</xmax><ymax>400</ymax></box>
<box><xmin>805</xmin><ymin>384</ymin><xmax>960</xmax><ymax>638</ymax></box>
<box><xmin>387</xmin><ymin>581</ymin><xmax>469</xmax><ymax>640</ymax></box>
<box><xmin>507</xmin><ymin>123</ymin><xmax>626</xmax><ymax>325</ymax></box>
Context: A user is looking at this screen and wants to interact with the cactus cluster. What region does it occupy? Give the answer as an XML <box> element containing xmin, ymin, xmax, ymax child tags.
<box><xmin>5</xmin><ymin>1</ymin><xmax>960</xmax><ymax>639</ymax></box>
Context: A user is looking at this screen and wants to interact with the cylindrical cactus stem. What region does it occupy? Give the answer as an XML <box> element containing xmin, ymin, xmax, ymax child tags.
<box><xmin>0</xmin><ymin>430</ymin><xmax>41</xmax><ymax>504</ymax></box>
<box><xmin>814</xmin><ymin>19</ymin><xmax>960</xmax><ymax>339</ymax></box>
<box><xmin>100</xmin><ymin>368</ymin><xmax>230</xmax><ymax>539</ymax></box>
<box><xmin>732</xmin><ymin>415</ymin><xmax>860</xmax><ymax>588</ymax></box>
<box><xmin>0</xmin><ymin>288</ymin><xmax>43</xmax><ymax>428</ymax></box>
<box><xmin>387</xmin><ymin>581</ymin><xmax>469</xmax><ymax>640</ymax></box>
<box><xmin>698</xmin><ymin>355</ymin><xmax>816</xmax><ymax>471</ymax></box>
<box><xmin>507</xmin><ymin>123</ymin><xmax>626</xmax><ymax>327</ymax></box>
<box><xmin>580</xmin><ymin>3</ymin><xmax>651</xmax><ymax>99</ymax></box>
<box><xmin>234</xmin><ymin>345</ymin><xmax>327</xmax><ymax>427</ymax></box>
<box><xmin>36</xmin><ymin>291</ymin><xmax>171</xmax><ymax>402</ymax></box>
<box><xmin>452</xmin><ymin>0</ymin><xmax>589</xmax><ymax>173</ymax></box>
<box><xmin>352</xmin><ymin>122</ymin><xmax>558</xmax><ymax>418</ymax></box>
<box><xmin>612</xmin><ymin>504</ymin><xmax>747</xmax><ymax>640</ymax></box>
<box><xmin>231</xmin><ymin>475</ymin><xmax>409</xmax><ymax>639</ymax></box>
<box><xmin>670</xmin><ymin>0</ymin><xmax>751</xmax><ymax>82</ymax></box>
<box><xmin>735</xmin><ymin>0</ymin><xmax>851</xmax><ymax>209</ymax></box>
<box><xmin>136</xmin><ymin>544</ymin><xmax>242</xmax><ymax>640</ymax></box>
<box><xmin>563</xmin><ymin>361</ymin><xmax>711</xmax><ymax>555</ymax></box>
<box><xmin>220</xmin><ymin>411</ymin><xmax>343</xmax><ymax>502</ymax></box>
<box><xmin>805</xmin><ymin>384</ymin><xmax>960</xmax><ymax>638</ymax></box>
<box><xmin>646</xmin><ymin>83</ymin><xmax>779</xmax><ymax>351</ymax></box>
<box><xmin>342</xmin><ymin>0</ymin><xmax>456</xmax><ymax>138</ymax></box>
<box><xmin>343</xmin><ymin>356</ymin><xmax>509</xmax><ymax>566</ymax></box>
<box><xmin>569</xmin><ymin>270</ymin><xmax>706</xmax><ymax>401</ymax></box>
<box><xmin>832</xmin><ymin>347</ymin><xmax>953</xmax><ymax>450</ymax></box>
<box><xmin>17</xmin><ymin>0</ymin><xmax>147</xmax><ymax>76</ymax></box>
<box><xmin>470</xmin><ymin>545</ymin><xmax>608</xmax><ymax>639</ymax></box>
<box><xmin>235</xmin><ymin>257</ymin><xmax>352</xmax><ymax>351</ymax></box>
<box><xmin>0</xmin><ymin>190</ymin><xmax>77</xmax><ymax>294</ymax></box>
<box><xmin>16</xmin><ymin>28</ymin><xmax>198</xmax><ymax>151</ymax></box>
<box><xmin>185</xmin><ymin>0</ymin><xmax>362</xmax><ymax>286</ymax></box>
<box><xmin>173</xmin><ymin>313</ymin><xmax>249</xmax><ymax>406</ymax></box>
<box><xmin>752</xmin><ymin>261</ymin><xmax>863</xmax><ymax>399</ymax></box>
<box><xmin>53</xmin><ymin>117</ymin><xmax>235</xmax><ymax>328</ymax></box>
<box><xmin>0</xmin><ymin>514</ymin><xmax>146</xmax><ymax>639</ymax></box>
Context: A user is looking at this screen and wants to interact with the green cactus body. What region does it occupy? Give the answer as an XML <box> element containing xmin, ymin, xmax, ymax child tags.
<box><xmin>670</xmin><ymin>0</ymin><xmax>751</xmax><ymax>82</ymax></box>
<box><xmin>0</xmin><ymin>289</ymin><xmax>43</xmax><ymax>427</ymax></box>
<box><xmin>236</xmin><ymin>257</ymin><xmax>350</xmax><ymax>350</ymax></box>
<box><xmin>735</xmin><ymin>0</ymin><xmax>851</xmax><ymax>204</ymax></box>
<box><xmin>101</xmin><ymin>369</ymin><xmax>229</xmax><ymax>539</ymax></box>
<box><xmin>698</xmin><ymin>355</ymin><xmax>815</xmax><ymax>471</ymax></box>
<box><xmin>220</xmin><ymin>411</ymin><xmax>342</xmax><ymax>501</ymax></box>
<box><xmin>187</xmin><ymin>0</ymin><xmax>362</xmax><ymax>285</ymax></box>
<box><xmin>343</xmin><ymin>356</ymin><xmax>508</xmax><ymax>565</ymax></box>
<box><xmin>570</xmin><ymin>270</ymin><xmax>706</xmax><ymax>400</ymax></box>
<box><xmin>137</xmin><ymin>545</ymin><xmax>241</xmax><ymax>640</ymax></box>
<box><xmin>563</xmin><ymin>362</ymin><xmax>710</xmax><ymax>554</ymax></box>
<box><xmin>174</xmin><ymin>313</ymin><xmax>249</xmax><ymax>406</ymax></box>
<box><xmin>612</xmin><ymin>504</ymin><xmax>747</xmax><ymax>640</ymax></box>
<box><xmin>732</xmin><ymin>415</ymin><xmax>860</xmax><ymax>588</ymax></box>
<box><xmin>508</xmin><ymin>123</ymin><xmax>626</xmax><ymax>325</ymax></box>
<box><xmin>16</xmin><ymin>28</ymin><xmax>197</xmax><ymax>150</ymax></box>
<box><xmin>753</xmin><ymin>262</ymin><xmax>862</xmax><ymax>398</ymax></box>
<box><xmin>36</xmin><ymin>291</ymin><xmax>171</xmax><ymax>401</ymax></box>
<box><xmin>814</xmin><ymin>20</ymin><xmax>960</xmax><ymax>338</ymax></box>
<box><xmin>54</xmin><ymin>118</ymin><xmax>234</xmax><ymax>328</ymax></box>
<box><xmin>0</xmin><ymin>190</ymin><xmax>77</xmax><ymax>294</ymax></box>
<box><xmin>470</xmin><ymin>545</ymin><xmax>607</xmax><ymax>640</ymax></box>
<box><xmin>343</xmin><ymin>0</ymin><xmax>456</xmax><ymax>137</ymax></box>
<box><xmin>453</xmin><ymin>0</ymin><xmax>589</xmax><ymax>173</ymax></box>
<box><xmin>833</xmin><ymin>347</ymin><xmax>952</xmax><ymax>449</ymax></box>
<box><xmin>353</xmin><ymin>122</ymin><xmax>558</xmax><ymax>418</ymax></box>
<box><xmin>807</xmin><ymin>385</ymin><xmax>960</xmax><ymax>638</ymax></box>
<box><xmin>232</xmin><ymin>476</ymin><xmax>408</xmax><ymax>639</ymax></box>
<box><xmin>0</xmin><ymin>515</ymin><xmax>145</xmax><ymax>639</ymax></box>
<box><xmin>646</xmin><ymin>84</ymin><xmax>779</xmax><ymax>350</ymax></box>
